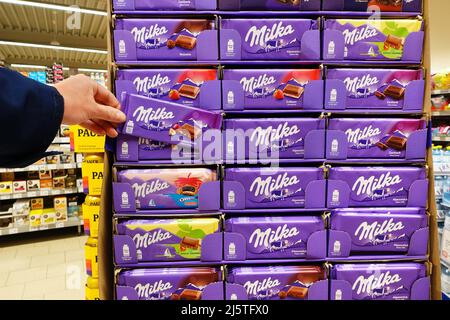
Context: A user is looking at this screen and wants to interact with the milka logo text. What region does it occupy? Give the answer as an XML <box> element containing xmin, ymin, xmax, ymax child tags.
<box><xmin>244</xmin><ymin>278</ymin><xmax>281</xmax><ymax>296</ymax></box>
<box><xmin>245</xmin><ymin>21</ymin><xmax>295</xmax><ymax>48</ymax></box>
<box><xmin>249</xmin><ymin>224</ymin><xmax>299</xmax><ymax>249</ymax></box>
<box><xmin>135</xmin><ymin>281</ymin><xmax>173</xmax><ymax>298</ymax></box>
<box><xmin>345</xmin><ymin>126</ymin><xmax>381</xmax><ymax>144</ymax></box>
<box><xmin>343</xmin><ymin>75</ymin><xmax>379</xmax><ymax>93</ymax></box>
<box><xmin>132</xmin><ymin>180</ymin><xmax>170</xmax><ymax>198</ymax></box>
<box><xmin>352</xmin><ymin>272</ymin><xmax>402</xmax><ymax>295</ymax></box>
<box><xmin>133</xmin><ymin>74</ymin><xmax>171</xmax><ymax>93</ymax></box>
<box><xmin>133</xmin><ymin>230</ymin><xmax>172</xmax><ymax>249</ymax></box>
<box><xmin>342</xmin><ymin>25</ymin><xmax>378</xmax><ymax>46</ymax></box>
<box><xmin>251</xmin><ymin>123</ymin><xmax>301</xmax><ymax>147</ymax></box>
<box><xmin>131</xmin><ymin>24</ymin><xmax>168</xmax><ymax>43</ymax></box>
<box><xmin>240</xmin><ymin>74</ymin><xmax>276</xmax><ymax>93</ymax></box>
<box><xmin>354</xmin><ymin>218</ymin><xmax>405</xmax><ymax>241</ymax></box>
<box><xmin>352</xmin><ymin>172</ymin><xmax>402</xmax><ymax>197</ymax></box>
<box><xmin>250</xmin><ymin>173</ymin><xmax>299</xmax><ymax>197</ymax></box>
<box><xmin>132</xmin><ymin>106</ymin><xmax>175</xmax><ymax>123</ymax></box>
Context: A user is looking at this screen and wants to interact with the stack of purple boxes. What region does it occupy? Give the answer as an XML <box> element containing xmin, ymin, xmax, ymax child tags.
<box><xmin>110</xmin><ymin>0</ymin><xmax>430</xmax><ymax>300</ymax></box>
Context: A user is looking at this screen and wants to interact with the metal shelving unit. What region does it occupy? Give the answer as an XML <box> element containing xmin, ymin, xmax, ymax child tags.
<box><xmin>0</xmin><ymin>162</ymin><xmax>81</xmax><ymax>173</ymax></box>
<box><xmin>0</xmin><ymin>187</ymin><xmax>83</xmax><ymax>200</ymax></box>
<box><xmin>0</xmin><ymin>216</ymin><xmax>83</xmax><ymax>237</ymax></box>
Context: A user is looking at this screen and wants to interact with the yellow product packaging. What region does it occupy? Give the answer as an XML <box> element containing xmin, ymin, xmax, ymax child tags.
<box><xmin>85</xmin><ymin>237</ymin><xmax>98</xmax><ymax>278</ymax></box>
<box><xmin>40</xmin><ymin>209</ymin><xmax>56</xmax><ymax>225</ymax></box>
<box><xmin>85</xmin><ymin>277</ymin><xmax>100</xmax><ymax>300</ymax></box>
<box><xmin>82</xmin><ymin>195</ymin><xmax>100</xmax><ymax>237</ymax></box>
<box><xmin>29</xmin><ymin>210</ymin><xmax>41</xmax><ymax>227</ymax></box>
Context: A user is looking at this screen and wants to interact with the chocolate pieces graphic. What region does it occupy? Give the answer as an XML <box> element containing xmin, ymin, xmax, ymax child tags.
<box><xmin>179</xmin><ymin>84</ymin><xmax>200</xmax><ymax>99</ymax></box>
<box><xmin>175</xmin><ymin>35</ymin><xmax>197</xmax><ymax>50</ymax></box>
<box><xmin>283</xmin><ymin>84</ymin><xmax>304</xmax><ymax>99</ymax></box>
<box><xmin>385</xmin><ymin>135</ymin><xmax>407</xmax><ymax>150</ymax></box>
<box><xmin>279</xmin><ymin>286</ymin><xmax>308</xmax><ymax>299</ymax></box>
<box><xmin>171</xmin><ymin>289</ymin><xmax>202</xmax><ymax>300</ymax></box>
<box><xmin>383</xmin><ymin>85</ymin><xmax>405</xmax><ymax>100</ymax></box>
<box><xmin>376</xmin><ymin>141</ymin><xmax>389</xmax><ymax>151</ymax></box>
<box><xmin>375</xmin><ymin>91</ymin><xmax>386</xmax><ymax>100</ymax></box>
<box><xmin>384</xmin><ymin>34</ymin><xmax>404</xmax><ymax>50</ymax></box>
<box><xmin>180</xmin><ymin>236</ymin><xmax>201</xmax><ymax>250</ymax></box>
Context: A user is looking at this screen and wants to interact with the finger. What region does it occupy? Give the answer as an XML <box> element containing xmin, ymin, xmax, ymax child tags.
<box><xmin>93</xmin><ymin>81</ymin><xmax>121</xmax><ymax>110</ymax></box>
<box><xmin>90</xmin><ymin>102</ymin><xmax>126</xmax><ymax>124</ymax></box>
<box><xmin>92</xmin><ymin>119</ymin><xmax>119</xmax><ymax>138</ymax></box>
<box><xmin>79</xmin><ymin>120</ymin><xmax>106</xmax><ymax>136</ymax></box>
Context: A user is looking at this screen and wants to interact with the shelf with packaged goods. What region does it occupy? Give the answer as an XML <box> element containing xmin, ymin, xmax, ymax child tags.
<box><xmin>432</xmin><ymin>136</ymin><xmax>450</xmax><ymax>142</ymax></box>
<box><xmin>0</xmin><ymin>216</ymin><xmax>82</xmax><ymax>237</ymax></box>
<box><xmin>432</xmin><ymin>111</ymin><xmax>450</xmax><ymax>117</ymax></box>
<box><xmin>0</xmin><ymin>187</ymin><xmax>83</xmax><ymax>201</ymax></box>
<box><xmin>0</xmin><ymin>162</ymin><xmax>82</xmax><ymax>173</ymax></box>
<box><xmin>432</xmin><ymin>89</ymin><xmax>450</xmax><ymax>96</ymax></box>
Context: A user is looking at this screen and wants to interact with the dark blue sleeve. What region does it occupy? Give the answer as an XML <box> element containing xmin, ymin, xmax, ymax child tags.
<box><xmin>0</xmin><ymin>68</ymin><xmax>65</xmax><ymax>168</ymax></box>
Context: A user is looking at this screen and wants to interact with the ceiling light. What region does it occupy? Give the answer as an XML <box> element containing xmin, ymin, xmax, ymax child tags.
<box><xmin>0</xmin><ymin>0</ymin><xmax>107</xmax><ymax>16</ymax></box>
<box><xmin>0</xmin><ymin>40</ymin><xmax>107</xmax><ymax>54</ymax></box>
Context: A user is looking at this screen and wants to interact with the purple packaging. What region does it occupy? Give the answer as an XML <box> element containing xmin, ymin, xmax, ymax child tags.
<box><xmin>218</xmin><ymin>0</ymin><xmax>321</xmax><ymax>10</ymax></box>
<box><xmin>220</xmin><ymin>19</ymin><xmax>320</xmax><ymax>60</ymax></box>
<box><xmin>226</xmin><ymin>266</ymin><xmax>328</xmax><ymax>300</ymax></box>
<box><xmin>224</xmin><ymin>216</ymin><xmax>326</xmax><ymax>261</ymax></box>
<box><xmin>330</xmin><ymin>263</ymin><xmax>430</xmax><ymax>300</ymax></box>
<box><xmin>223</xmin><ymin>167</ymin><xmax>326</xmax><ymax>210</ymax></box>
<box><xmin>327</xmin><ymin>167</ymin><xmax>428</xmax><ymax>208</ymax></box>
<box><xmin>329</xmin><ymin>208</ymin><xmax>428</xmax><ymax>258</ymax></box>
<box><xmin>222</xmin><ymin>69</ymin><xmax>323</xmax><ymax>111</ymax></box>
<box><xmin>327</xmin><ymin>118</ymin><xmax>427</xmax><ymax>160</ymax></box>
<box><xmin>224</xmin><ymin>118</ymin><xmax>325</xmax><ymax>161</ymax></box>
<box><xmin>116</xmin><ymin>267</ymin><xmax>223</xmax><ymax>300</ymax></box>
<box><xmin>113</xmin><ymin>0</ymin><xmax>216</xmax><ymax>11</ymax></box>
<box><xmin>115</xmin><ymin>168</ymin><xmax>218</xmax><ymax>210</ymax></box>
<box><xmin>114</xmin><ymin>19</ymin><xmax>218</xmax><ymax>61</ymax></box>
<box><xmin>322</xmin><ymin>0</ymin><xmax>422</xmax><ymax>12</ymax></box>
<box><xmin>118</xmin><ymin>93</ymin><xmax>222</xmax><ymax>147</ymax></box>
<box><xmin>325</xmin><ymin>68</ymin><xmax>424</xmax><ymax>111</ymax></box>
<box><xmin>323</xmin><ymin>19</ymin><xmax>424</xmax><ymax>61</ymax></box>
<box><xmin>116</xmin><ymin>69</ymin><xmax>221</xmax><ymax>111</ymax></box>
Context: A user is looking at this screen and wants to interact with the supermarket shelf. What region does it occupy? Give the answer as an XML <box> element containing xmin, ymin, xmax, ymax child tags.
<box><xmin>432</xmin><ymin>136</ymin><xmax>450</xmax><ymax>142</ymax></box>
<box><xmin>432</xmin><ymin>89</ymin><xmax>450</xmax><ymax>95</ymax></box>
<box><xmin>0</xmin><ymin>187</ymin><xmax>83</xmax><ymax>200</ymax></box>
<box><xmin>442</xmin><ymin>259</ymin><xmax>450</xmax><ymax>270</ymax></box>
<box><xmin>0</xmin><ymin>217</ymin><xmax>82</xmax><ymax>237</ymax></box>
<box><xmin>432</xmin><ymin>111</ymin><xmax>450</xmax><ymax>117</ymax></box>
<box><xmin>52</xmin><ymin>137</ymin><xmax>70</xmax><ymax>144</ymax></box>
<box><xmin>0</xmin><ymin>162</ymin><xmax>81</xmax><ymax>173</ymax></box>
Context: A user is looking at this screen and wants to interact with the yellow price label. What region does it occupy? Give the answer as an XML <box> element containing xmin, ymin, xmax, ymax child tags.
<box><xmin>81</xmin><ymin>163</ymin><xmax>104</xmax><ymax>196</ymax></box>
<box><xmin>70</xmin><ymin>125</ymin><xmax>105</xmax><ymax>153</ymax></box>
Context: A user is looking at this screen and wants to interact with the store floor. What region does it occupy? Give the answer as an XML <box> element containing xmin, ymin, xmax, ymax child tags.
<box><xmin>0</xmin><ymin>229</ymin><xmax>87</xmax><ymax>300</ymax></box>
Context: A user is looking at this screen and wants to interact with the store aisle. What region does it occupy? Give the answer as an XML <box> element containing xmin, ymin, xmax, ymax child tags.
<box><xmin>0</xmin><ymin>232</ymin><xmax>87</xmax><ymax>300</ymax></box>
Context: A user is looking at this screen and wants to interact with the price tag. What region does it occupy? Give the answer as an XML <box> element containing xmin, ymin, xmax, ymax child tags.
<box><xmin>69</xmin><ymin>125</ymin><xmax>105</xmax><ymax>153</ymax></box>
<box><xmin>41</xmin><ymin>191</ymin><xmax>49</xmax><ymax>196</ymax></box>
<box><xmin>28</xmin><ymin>191</ymin><xmax>37</xmax><ymax>197</ymax></box>
<box><xmin>40</xmin><ymin>225</ymin><xmax>49</xmax><ymax>230</ymax></box>
<box><xmin>29</xmin><ymin>226</ymin><xmax>38</xmax><ymax>232</ymax></box>
<box><xmin>56</xmin><ymin>222</ymin><xmax>65</xmax><ymax>229</ymax></box>
<box><xmin>9</xmin><ymin>228</ymin><xmax>18</xmax><ymax>235</ymax></box>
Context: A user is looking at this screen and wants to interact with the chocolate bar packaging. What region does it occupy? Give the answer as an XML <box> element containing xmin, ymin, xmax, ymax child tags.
<box><xmin>114</xmin><ymin>168</ymin><xmax>218</xmax><ymax>211</ymax></box>
<box><xmin>322</xmin><ymin>0</ymin><xmax>422</xmax><ymax>12</ymax></box>
<box><xmin>224</xmin><ymin>216</ymin><xmax>326</xmax><ymax>260</ymax></box>
<box><xmin>116</xmin><ymin>69</ymin><xmax>221</xmax><ymax>111</ymax></box>
<box><xmin>220</xmin><ymin>19</ymin><xmax>320</xmax><ymax>60</ymax></box>
<box><xmin>222</xmin><ymin>69</ymin><xmax>323</xmax><ymax>111</ymax></box>
<box><xmin>113</xmin><ymin>0</ymin><xmax>217</xmax><ymax>11</ymax></box>
<box><xmin>323</xmin><ymin>19</ymin><xmax>424</xmax><ymax>61</ymax></box>
<box><xmin>223</xmin><ymin>167</ymin><xmax>326</xmax><ymax>210</ymax></box>
<box><xmin>325</xmin><ymin>68</ymin><xmax>424</xmax><ymax>111</ymax></box>
<box><xmin>218</xmin><ymin>0</ymin><xmax>321</xmax><ymax>10</ymax></box>
<box><xmin>226</xmin><ymin>266</ymin><xmax>327</xmax><ymax>300</ymax></box>
<box><xmin>114</xmin><ymin>19</ymin><xmax>218</xmax><ymax>61</ymax></box>
<box><xmin>327</xmin><ymin>167</ymin><xmax>428</xmax><ymax>208</ymax></box>
<box><xmin>224</xmin><ymin>118</ymin><xmax>325</xmax><ymax>161</ymax></box>
<box><xmin>327</xmin><ymin>118</ymin><xmax>427</xmax><ymax>160</ymax></box>
<box><xmin>330</xmin><ymin>263</ymin><xmax>430</xmax><ymax>300</ymax></box>
<box><xmin>116</xmin><ymin>267</ymin><xmax>223</xmax><ymax>300</ymax></box>
<box><xmin>329</xmin><ymin>208</ymin><xmax>428</xmax><ymax>258</ymax></box>
<box><xmin>114</xmin><ymin>218</ymin><xmax>220</xmax><ymax>263</ymax></box>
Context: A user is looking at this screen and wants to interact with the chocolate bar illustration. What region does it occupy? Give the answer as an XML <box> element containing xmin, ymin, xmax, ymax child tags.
<box><xmin>375</xmin><ymin>91</ymin><xmax>386</xmax><ymax>100</ymax></box>
<box><xmin>376</xmin><ymin>141</ymin><xmax>389</xmax><ymax>150</ymax></box>
<box><xmin>169</xmin><ymin>122</ymin><xmax>201</xmax><ymax>141</ymax></box>
<box><xmin>180</xmin><ymin>236</ymin><xmax>201</xmax><ymax>249</ymax></box>
<box><xmin>385</xmin><ymin>135</ymin><xmax>407</xmax><ymax>150</ymax></box>
<box><xmin>282</xmin><ymin>286</ymin><xmax>308</xmax><ymax>299</ymax></box>
<box><xmin>383</xmin><ymin>85</ymin><xmax>405</xmax><ymax>100</ymax></box>
<box><xmin>384</xmin><ymin>34</ymin><xmax>404</xmax><ymax>50</ymax></box>
<box><xmin>180</xmin><ymin>289</ymin><xmax>202</xmax><ymax>300</ymax></box>
<box><xmin>179</xmin><ymin>84</ymin><xmax>200</xmax><ymax>99</ymax></box>
<box><xmin>175</xmin><ymin>34</ymin><xmax>197</xmax><ymax>50</ymax></box>
<box><xmin>283</xmin><ymin>84</ymin><xmax>304</xmax><ymax>99</ymax></box>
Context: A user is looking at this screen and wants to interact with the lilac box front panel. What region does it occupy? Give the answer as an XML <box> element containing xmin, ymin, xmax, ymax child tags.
<box><xmin>330</xmin><ymin>208</ymin><xmax>427</xmax><ymax>255</ymax></box>
<box><xmin>326</xmin><ymin>69</ymin><xmax>423</xmax><ymax>110</ymax></box>
<box><xmin>224</xmin><ymin>118</ymin><xmax>325</xmax><ymax>160</ymax></box>
<box><xmin>116</xmin><ymin>267</ymin><xmax>221</xmax><ymax>300</ymax></box>
<box><xmin>117</xmin><ymin>168</ymin><xmax>217</xmax><ymax>209</ymax></box>
<box><xmin>220</xmin><ymin>19</ymin><xmax>319</xmax><ymax>60</ymax></box>
<box><xmin>113</xmin><ymin>0</ymin><xmax>217</xmax><ymax>10</ymax></box>
<box><xmin>322</xmin><ymin>0</ymin><xmax>422</xmax><ymax>12</ymax></box>
<box><xmin>225</xmin><ymin>167</ymin><xmax>324</xmax><ymax>209</ymax></box>
<box><xmin>328</xmin><ymin>119</ymin><xmax>426</xmax><ymax>159</ymax></box>
<box><xmin>225</xmin><ymin>216</ymin><xmax>324</xmax><ymax>259</ymax></box>
<box><xmin>328</xmin><ymin>167</ymin><xmax>427</xmax><ymax>208</ymax></box>
<box><xmin>331</xmin><ymin>263</ymin><xmax>427</xmax><ymax>300</ymax></box>
<box><xmin>116</xmin><ymin>69</ymin><xmax>220</xmax><ymax>110</ymax></box>
<box><xmin>218</xmin><ymin>0</ymin><xmax>321</xmax><ymax>10</ymax></box>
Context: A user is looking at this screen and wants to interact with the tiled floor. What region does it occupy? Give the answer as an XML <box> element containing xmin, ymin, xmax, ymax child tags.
<box><xmin>0</xmin><ymin>230</ymin><xmax>87</xmax><ymax>300</ymax></box>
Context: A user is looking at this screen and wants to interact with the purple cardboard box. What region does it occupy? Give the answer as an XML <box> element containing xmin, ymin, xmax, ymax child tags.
<box><xmin>325</xmin><ymin>69</ymin><xmax>424</xmax><ymax>111</ymax></box>
<box><xmin>224</xmin><ymin>118</ymin><xmax>325</xmax><ymax>161</ymax></box>
<box><xmin>327</xmin><ymin>118</ymin><xmax>427</xmax><ymax>160</ymax></box>
<box><xmin>116</xmin><ymin>267</ymin><xmax>223</xmax><ymax>300</ymax></box>
<box><xmin>114</xmin><ymin>218</ymin><xmax>222</xmax><ymax>264</ymax></box>
<box><xmin>220</xmin><ymin>19</ymin><xmax>320</xmax><ymax>60</ymax></box>
<box><xmin>114</xmin><ymin>19</ymin><xmax>218</xmax><ymax>61</ymax></box>
<box><xmin>113</xmin><ymin>0</ymin><xmax>216</xmax><ymax>11</ymax></box>
<box><xmin>118</xmin><ymin>94</ymin><xmax>222</xmax><ymax>147</ymax></box>
<box><xmin>218</xmin><ymin>0</ymin><xmax>321</xmax><ymax>10</ymax></box>
<box><xmin>329</xmin><ymin>208</ymin><xmax>428</xmax><ymax>258</ymax></box>
<box><xmin>116</xmin><ymin>69</ymin><xmax>221</xmax><ymax>111</ymax></box>
<box><xmin>114</xmin><ymin>168</ymin><xmax>220</xmax><ymax>211</ymax></box>
<box><xmin>330</xmin><ymin>263</ymin><xmax>430</xmax><ymax>300</ymax></box>
<box><xmin>223</xmin><ymin>167</ymin><xmax>326</xmax><ymax>210</ymax></box>
<box><xmin>224</xmin><ymin>216</ymin><xmax>326</xmax><ymax>261</ymax></box>
<box><xmin>323</xmin><ymin>19</ymin><xmax>424</xmax><ymax>61</ymax></box>
<box><xmin>225</xmin><ymin>265</ymin><xmax>328</xmax><ymax>300</ymax></box>
<box><xmin>222</xmin><ymin>69</ymin><xmax>323</xmax><ymax>111</ymax></box>
<box><xmin>327</xmin><ymin>167</ymin><xmax>428</xmax><ymax>208</ymax></box>
<box><xmin>322</xmin><ymin>0</ymin><xmax>422</xmax><ymax>12</ymax></box>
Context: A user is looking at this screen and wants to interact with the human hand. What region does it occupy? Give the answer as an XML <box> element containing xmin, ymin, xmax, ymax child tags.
<box><xmin>54</xmin><ymin>74</ymin><xmax>126</xmax><ymax>138</ymax></box>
